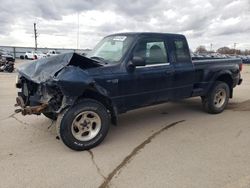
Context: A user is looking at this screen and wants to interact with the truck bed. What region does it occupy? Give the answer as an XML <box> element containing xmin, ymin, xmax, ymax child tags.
<box><xmin>192</xmin><ymin>58</ymin><xmax>242</xmax><ymax>96</ymax></box>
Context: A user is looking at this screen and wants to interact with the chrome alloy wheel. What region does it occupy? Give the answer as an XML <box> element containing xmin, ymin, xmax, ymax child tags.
<box><xmin>214</xmin><ymin>88</ymin><xmax>226</xmax><ymax>108</ymax></box>
<box><xmin>71</xmin><ymin>111</ymin><xmax>101</xmax><ymax>141</ymax></box>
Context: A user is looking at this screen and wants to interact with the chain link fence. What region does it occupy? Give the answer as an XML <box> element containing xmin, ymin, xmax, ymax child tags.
<box><xmin>0</xmin><ymin>46</ymin><xmax>90</xmax><ymax>58</ymax></box>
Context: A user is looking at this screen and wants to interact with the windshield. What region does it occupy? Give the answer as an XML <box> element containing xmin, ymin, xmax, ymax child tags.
<box><xmin>87</xmin><ymin>35</ymin><xmax>134</xmax><ymax>64</ymax></box>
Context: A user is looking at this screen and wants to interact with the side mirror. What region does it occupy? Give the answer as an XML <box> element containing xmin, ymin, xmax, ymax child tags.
<box><xmin>131</xmin><ymin>56</ymin><xmax>146</xmax><ymax>67</ymax></box>
<box><xmin>127</xmin><ymin>56</ymin><xmax>146</xmax><ymax>71</ymax></box>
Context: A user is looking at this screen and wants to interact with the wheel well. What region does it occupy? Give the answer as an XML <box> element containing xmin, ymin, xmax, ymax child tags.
<box><xmin>216</xmin><ymin>74</ymin><xmax>233</xmax><ymax>97</ymax></box>
<box><xmin>79</xmin><ymin>89</ymin><xmax>117</xmax><ymax>125</ymax></box>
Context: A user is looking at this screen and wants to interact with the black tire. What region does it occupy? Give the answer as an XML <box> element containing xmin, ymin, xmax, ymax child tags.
<box><xmin>202</xmin><ymin>81</ymin><xmax>230</xmax><ymax>114</ymax></box>
<box><xmin>8</xmin><ymin>64</ymin><xmax>14</xmax><ymax>72</ymax></box>
<box><xmin>7</xmin><ymin>67</ymin><xmax>14</xmax><ymax>73</ymax></box>
<box><xmin>58</xmin><ymin>99</ymin><xmax>110</xmax><ymax>151</ymax></box>
<box><xmin>4</xmin><ymin>64</ymin><xmax>14</xmax><ymax>73</ymax></box>
<box><xmin>43</xmin><ymin>112</ymin><xmax>57</xmax><ymax>120</ymax></box>
<box><xmin>25</xmin><ymin>55</ymin><xmax>28</xmax><ymax>59</ymax></box>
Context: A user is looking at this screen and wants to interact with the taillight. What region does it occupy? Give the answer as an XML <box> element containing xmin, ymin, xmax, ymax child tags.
<box><xmin>239</xmin><ymin>63</ymin><xmax>243</xmax><ymax>72</ymax></box>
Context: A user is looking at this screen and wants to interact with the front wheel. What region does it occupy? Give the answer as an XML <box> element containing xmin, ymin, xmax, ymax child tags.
<box><xmin>57</xmin><ymin>99</ymin><xmax>110</xmax><ymax>151</ymax></box>
<box><xmin>202</xmin><ymin>81</ymin><xmax>230</xmax><ymax>114</ymax></box>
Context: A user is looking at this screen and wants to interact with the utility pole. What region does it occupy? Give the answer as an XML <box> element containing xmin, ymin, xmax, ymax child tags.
<box><xmin>34</xmin><ymin>23</ymin><xmax>38</xmax><ymax>51</ymax></box>
<box><xmin>76</xmin><ymin>13</ymin><xmax>80</xmax><ymax>49</ymax></box>
<box><xmin>210</xmin><ymin>43</ymin><xmax>213</xmax><ymax>52</ymax></box>
<box><xmin>234</xmin><ymin>43</ymin><xmax>237</xmax><ymax>55</ymax></box>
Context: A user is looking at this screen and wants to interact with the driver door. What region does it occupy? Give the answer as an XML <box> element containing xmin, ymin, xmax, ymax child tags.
<box><xmin>118</xmin><ymin>36</ymin><xmax>174</xmax><ymax>110</ymax></box>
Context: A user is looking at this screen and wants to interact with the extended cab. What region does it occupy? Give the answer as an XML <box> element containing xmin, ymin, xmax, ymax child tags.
<box><xmin>15</xmin><ymin>32</ymin><xmax>243</xmax><ymax>151</ymax></box>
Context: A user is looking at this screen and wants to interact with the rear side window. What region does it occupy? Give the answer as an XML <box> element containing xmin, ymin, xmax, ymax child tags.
<box><xmin>174</xmin><ymin>40</ymin><xmax>190</xmax><ymax>63</ymax></box>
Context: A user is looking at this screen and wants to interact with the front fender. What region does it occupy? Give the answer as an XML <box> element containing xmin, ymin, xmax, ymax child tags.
<box><xmin>54</xmin><ymin>66</ymin><xmax>96</xmax><ymax>96</ymax></box>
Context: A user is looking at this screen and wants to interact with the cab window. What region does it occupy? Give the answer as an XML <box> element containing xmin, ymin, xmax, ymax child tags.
<box><xmin>174</xmin><ymin>39</ymin><xmax>190</xmax><ymax>63</ymax></box>
<box><xmin>133</xmin><ymin>38</ymin><xmax>168</xmax><ymax>65</ymax></box>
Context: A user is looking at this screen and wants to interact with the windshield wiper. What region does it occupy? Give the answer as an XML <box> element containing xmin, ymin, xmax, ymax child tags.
<box><xmin>90</xmin><ymin>56</ymin><xmax>108</xmax><ymax>64</ymax></box>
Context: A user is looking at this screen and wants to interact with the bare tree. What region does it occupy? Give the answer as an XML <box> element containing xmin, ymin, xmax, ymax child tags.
<box><xmin>217</xmin><ymin>47</ymin><xmax>244</xmax><ymax>55</ymax></box>
<box><xmin>217</xmin><ymin>47</ymin><xmax>231</xmax><ymax>54</ymax></box>
<box><xmin>195</xmin><ymin>46</ymin><xmax>207</xmax><ymax>54</ymax></box>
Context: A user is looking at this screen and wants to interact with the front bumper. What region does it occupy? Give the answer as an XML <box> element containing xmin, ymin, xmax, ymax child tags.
<box><xmin>15</xmin><ymin>76</ymin><xmax>65</xmax><ymax>115</ymax></box>
<box><xmin>15</xmin><ymin>96</ymin><xmax>48</xmax><ymax>115</ymax></box>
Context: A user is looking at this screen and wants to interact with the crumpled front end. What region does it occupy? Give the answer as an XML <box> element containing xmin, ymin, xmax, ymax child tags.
<box><xmin>15</xmin><ymin>76</ymin><xmax>64</xmax><ymax>115</ymax></box>
<box><xmin>15</xmin><ymin>52</ymin><xmax>102</xmax><ymax>116</ymax></box>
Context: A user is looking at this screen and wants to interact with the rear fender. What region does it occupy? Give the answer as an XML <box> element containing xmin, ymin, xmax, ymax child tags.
<box><xmin>206</xmin><ymin>70</ymin><xmax>233</xmax><ymax>97</ymax></box>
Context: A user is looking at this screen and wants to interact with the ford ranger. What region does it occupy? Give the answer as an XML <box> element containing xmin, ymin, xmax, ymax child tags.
<box><xmin>15</xmin><ymin>32</ymin><xmax>243</xmax><ymax>151</ymax></box>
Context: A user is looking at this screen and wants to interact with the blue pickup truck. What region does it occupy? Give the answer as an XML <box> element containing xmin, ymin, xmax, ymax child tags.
<box><xmin>15</xmin><ymin>32</ymin><xmax>243</xmax><ymax>150</ymax></box>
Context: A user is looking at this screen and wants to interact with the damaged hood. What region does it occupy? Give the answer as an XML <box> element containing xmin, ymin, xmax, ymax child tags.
<box><xmin>17</xmin><ymin>52</ymin><xmax>102</xmax><ymax>84</ymax></box>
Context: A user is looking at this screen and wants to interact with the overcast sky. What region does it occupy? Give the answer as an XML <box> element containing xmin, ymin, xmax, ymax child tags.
<box><xmin>0</xmin><ymin>0</ymin><xmax>249</xmax><ymax>51</ymax></box>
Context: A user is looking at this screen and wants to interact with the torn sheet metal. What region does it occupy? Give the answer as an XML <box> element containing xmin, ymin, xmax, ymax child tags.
<box><xmin>54</xmin><ymin>66</ymin><xmax>95</xmax><ymax>96</ymax></box>
<box><xmin>17</xmin><ymin>52</ymin><xmax>101</xmax><ymax>84</ymax></box>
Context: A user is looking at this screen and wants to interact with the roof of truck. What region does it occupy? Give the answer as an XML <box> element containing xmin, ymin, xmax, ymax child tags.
<box><xmin>107</xmin><ymin>32</ymin><xmax>185</xmax><ymax>38</ymax></box>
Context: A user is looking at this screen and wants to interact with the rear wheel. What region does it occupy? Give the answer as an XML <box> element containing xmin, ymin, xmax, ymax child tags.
<box><xmin>57</xmin><ymin>99</ymin><xmax>110</xmax><ymax>151</ymax></box>
<box><xmin>202</xmin><ymin>81</ymin><xmax>230</xmax><ymax>114</ymax></box>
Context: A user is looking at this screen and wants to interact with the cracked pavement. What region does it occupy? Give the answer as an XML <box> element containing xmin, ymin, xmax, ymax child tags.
<box><xmin>0</xmin><ymin>60</ymin><xmax>250</xmax><ymax>188</ymax></box>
